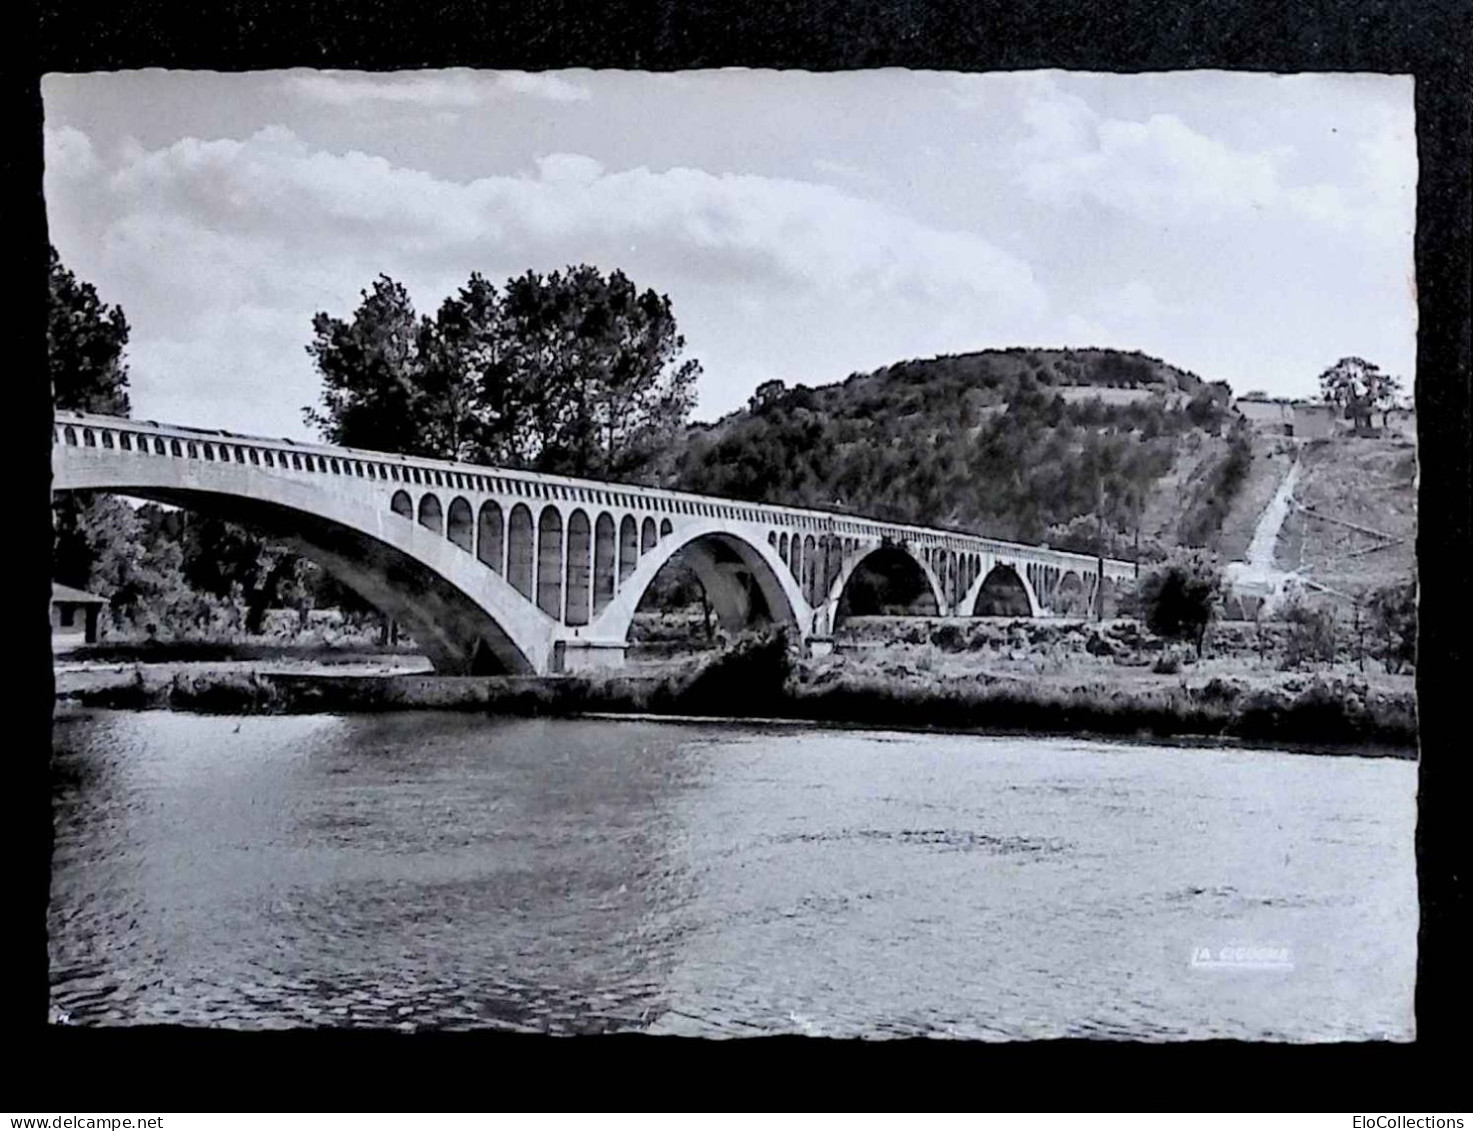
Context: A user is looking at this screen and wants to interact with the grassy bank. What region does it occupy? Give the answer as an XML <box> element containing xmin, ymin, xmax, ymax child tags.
<box><xmin>58</xmin><ymin>627</ymin><xmax>1417</xmax><ymax>757</ymax></box>
<box><xmin>58</xmin><ymin>639</ymin><xmax>421</xmax><ymax>665</ymax></box>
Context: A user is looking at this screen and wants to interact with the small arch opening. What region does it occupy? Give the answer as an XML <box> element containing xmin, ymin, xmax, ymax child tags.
<box><xmin>447</xmin><ymin>496</ymin><xmax>473</xmax><ymax>552</ymax></box>
<box><xmin>618</xmin><ymin>515</ymin><xmax>638</xmax><ymax>586</ymax></box>
<box><xmin>507</xmin><ymin>504</ymin><xmax>535</xmax><ymax>600</ymax></box>
<box><xmin>593</xmin><ymin>512</ymin><xmax>617</xmax><ymax>615</ymax></box>
<box><xmin>566</xmin><ymin>510</ymin><xmax>592</xmax><ymax>626</ymax></box>
<box><xmin>418</xmin><ymin>493</ymin><xmax>444</xmax><ymax>535</ymax></box>
<box><xmin>477</xmin><ymin>500</ymin><xmax>504</xmax><ymax>573</ymax></box>
<box><xmin>536</xmin><ymin>506</ymin><xmax>564</xmax><ymax>618</ymax></box>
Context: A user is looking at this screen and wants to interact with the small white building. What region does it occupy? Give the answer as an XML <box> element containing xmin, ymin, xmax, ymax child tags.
<box><xmin>1236</xmin><ymin>398</ymin><xmax>1294</xmax><ymax>433</ymax></box>
<box><xmin>1291</xmin><ymin>402</ymin><xmax>1339</xmax><ymax>439</ymax></box>
<box><xmin>1236</xmin><ymin>398</ymin><xmax>1342</xmax><ymax>440</ymax></box>
<box><xmin>51</xmin><ymin>583</ymin><xmax>108</xmax><ymax>647</ymax></box>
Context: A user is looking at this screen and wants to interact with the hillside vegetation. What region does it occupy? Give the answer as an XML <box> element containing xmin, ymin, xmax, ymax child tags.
<box><xmin>1276</xmin><ymin>436</ymin><xmax>1417</xmax><ymax>600</ymax></box>
<box><xmin>653</xmin><ymin>347</ymin><xmax>1248</xmax><ymax>556</ymax></box>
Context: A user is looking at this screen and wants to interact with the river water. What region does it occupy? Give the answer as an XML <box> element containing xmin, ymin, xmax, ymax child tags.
<box><xmin>49</xmin><ymin>708</ymin><xmax>1416</xmax><ymax>1040</ymax></box>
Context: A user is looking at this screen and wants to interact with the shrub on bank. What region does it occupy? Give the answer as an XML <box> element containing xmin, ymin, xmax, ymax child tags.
<box><xmin>167</xmin><ymin>670</ymin><xmax>287</xmax><ymax>713</ymax></box>
<box><xmin>1366</xmin><ymin>581</ymin><xmax>1417</xmax><ymax>674</ymax></box>
<box><xmin>666</xmin><ymin>626</ymin><xmax>796</xmax><ymax>715</ymax></box>
<box><xmin>1137</xmin><ymin>550</ymin><xmax>1224</xmax><ymax>658</ymax></box>
<box><xmin>1280</xmin><ymin>598</ymin><xmax>1340</xmax><ymax>669</ymax></box>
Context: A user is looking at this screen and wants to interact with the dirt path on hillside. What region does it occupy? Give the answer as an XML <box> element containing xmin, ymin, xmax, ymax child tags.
<box><xmin>1246</xmin><ymin>456</ymin><xmax>1301</xmax><ymax>570</ymax></box>
<box><xmin>1214</xmin><ymin>433</ymin><xmax>1299</xmax><ymax>563</ymax></box>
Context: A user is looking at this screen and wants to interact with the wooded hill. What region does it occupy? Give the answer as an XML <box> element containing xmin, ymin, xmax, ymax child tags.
<box><xmin>650</xmin><ymin>347</ymin><xmax>1250</xmax><ymax>560</ymax></box>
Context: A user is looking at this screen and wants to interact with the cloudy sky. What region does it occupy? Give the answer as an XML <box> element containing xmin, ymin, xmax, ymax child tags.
<box><xmin>43</xmin><ymin>68</ymin><xmax>1415</xmax><ymax>440</ymax></box>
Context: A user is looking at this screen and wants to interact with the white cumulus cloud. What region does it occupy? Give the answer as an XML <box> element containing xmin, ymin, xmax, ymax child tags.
<box><xmin>101</xmin><ymin>127</ymin><xmax>1047</xmax><ymax>317</ymax></box>
<box><xmin>1013</xmin><ymin>75</ymin><xmax>1411</xmax><ymax>240</ymax></box>
<box><xmin>65</xmin><ymin>124</ymin><xmax>1052</xmax><ymax>432</ymax></box>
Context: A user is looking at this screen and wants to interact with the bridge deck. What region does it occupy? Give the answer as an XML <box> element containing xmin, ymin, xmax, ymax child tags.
<box><xmin>52</xmin><ymin>410</ymin><xmax>1137</xmax><ymax>578</ymax></box>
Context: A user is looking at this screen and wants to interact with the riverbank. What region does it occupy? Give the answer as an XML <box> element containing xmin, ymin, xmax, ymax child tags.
<box><xmin>56</xmin><ymin>625</ymin><xmax>1418</xmax><ymax>757</ymax></box>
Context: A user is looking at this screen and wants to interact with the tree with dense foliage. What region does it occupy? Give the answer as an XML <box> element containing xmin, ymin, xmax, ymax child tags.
<box><xmin>173</xmin><ymin>514</ymin><xmax>311</xmax><ymax>634</ymax></box>
<box><xmin>1318</xmin><ymin>356</ymin><xmax>1401</xmax><ymax>433</ymax></box>
<box><xmin>304</xmin><ymin>276</ymin><xmax>435</xmax><ymax>457</ymax></box>
<box><xmin>1137</xmin><ymin>550</ymin><xmax>1223</xmax><ymax>657</ymax></box>
<box><xmin>50</xmin><ymin>247</ymin><xmax>140</xmax><ymax>599</ymax></box>
<box><xmin>49</xmin><ymin>245</ymin><xmax>132</xmax><ymax>417</ymax></box>
<box><xmin>1280</xmin><ymin>594</ymin><xmax>1340</xmax><ymax>669</ymax></box>
<box><xmin>1177</xmin><ymin>421</ymin><xmax>1253</xmax><ymax>547</ymax></box>
<box><xmin>305</xmin><ymin>266</ymin><xmax>700</xmax><ymax>478</ymax></box>
<box><xmin>85</xmin><ymin>503</ymin><xmax>197</xmax><ymax>633</ymax></box>
<box><xmin>1366</xmin><ymin>579</ymin><xmax>1417</xmax><ymax>673</ymax></box>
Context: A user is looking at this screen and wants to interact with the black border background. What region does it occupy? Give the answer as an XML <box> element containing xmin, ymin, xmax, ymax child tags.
<box><xmin>7</xmin><ymin>0</ymin><xmax>1468</xmax><ymax>1104</ymax></box>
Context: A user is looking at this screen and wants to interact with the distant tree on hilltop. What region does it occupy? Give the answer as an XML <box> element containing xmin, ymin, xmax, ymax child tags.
<box><xmin>1318</xmin><ymin>357</ymin><xmax>1402</xmax><ymax>432</ymax></box>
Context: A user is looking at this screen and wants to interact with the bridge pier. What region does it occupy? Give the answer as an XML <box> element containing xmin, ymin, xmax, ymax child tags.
<box><xmin>554</xmin><ymin>637</ymin><xmax>630</xmax><ymax>673</ymax></box>
<box><xmin>684</xmin><ymin>545</ymin><xmax>767</xmax><ymax>632</ymax></box>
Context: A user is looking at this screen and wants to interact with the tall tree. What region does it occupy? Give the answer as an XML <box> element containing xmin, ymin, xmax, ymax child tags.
<box><xmin>1373</xmin><ymin>371</ymin><xmax>1406</xmax><ymax>427</ymax></box>
<box><xmin>305</xmin><ymin>276</ymin><xmax>436</xmax><ymax>457</ymax></box>
<box><xmin>431</xmin><ymin>272</ymin><xmax>517</xmax><ymax>463</ymax></box>
<box><xmin>80</xmin><ymin>502</ymin><xmax>193</xmax><ymax>630</ymax></box>
<box><xmin>49</xmin><ymin>245</ymin><xmax>132</xmax><ymax>416</ymax></box>
<box><xmin>304</xmin><ymin>266</ymin><xmax>701</xmax><ymax>479</ymax></box>
<box><xmin>595</xmin><ymin>274</ymin><xmax>701</xmax><ymax>478</ymax></box>
<box><xmin>49</xmin><ymin>247</ymin><xmax>136</xmax><ymax>598</ymax></box>
<box><xmin>1138</xmin><ymin>550</ymin><xmax>1224</xmax><ymax>657</ymax></box>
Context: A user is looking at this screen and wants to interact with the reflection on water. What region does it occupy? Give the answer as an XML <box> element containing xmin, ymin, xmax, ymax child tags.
<box><xmin>49</xmin><ymin>708</ymin><xmax>1416</xmax><ymax>1039</ymax></box>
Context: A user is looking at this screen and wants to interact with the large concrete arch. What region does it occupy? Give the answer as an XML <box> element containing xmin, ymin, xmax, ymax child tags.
<box><xmin>823</xmin><ymin>541</ymin><xmax>947</xmax><ymax>623</ymax></box>
<box><xmin>53</xmin><ymin>461</ymin><xmax>559</xmax><ymax>675</ymax></box>
<box><xmin>967</xmin><ymin>560</ymin><xmax>1043</xmax><ymax>618</ymax></box>
<box><xmin>588</xmin><ymin>519</ymin><xmax>808</xmax><ymax>643</ymax></box>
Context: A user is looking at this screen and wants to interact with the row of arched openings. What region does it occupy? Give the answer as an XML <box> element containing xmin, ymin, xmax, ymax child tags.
<box><xmin>391</xmin><ymin>491</ymin><xmax>673</xmax><ymax>625</ymax></box>
<box><xmin>768</xmin><ymin>531</ymin><xmax>856</xmax><ymax>606</ymax></box>
<box><xmin>763</xmin><ymin>533</ymin><xmax>1043</xmax><ymax>612</ymax></box>
<box><xmin>1026</xmin><ymin>561</ymin><xmax>1095</xmax><ymax>615</ymax></box>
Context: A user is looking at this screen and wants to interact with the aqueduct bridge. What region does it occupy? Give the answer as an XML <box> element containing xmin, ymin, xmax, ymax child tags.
<box><xmin>53</xmin><ymin>411</ymin><xmax>1139</xmax><ymax>675</ymax></box>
